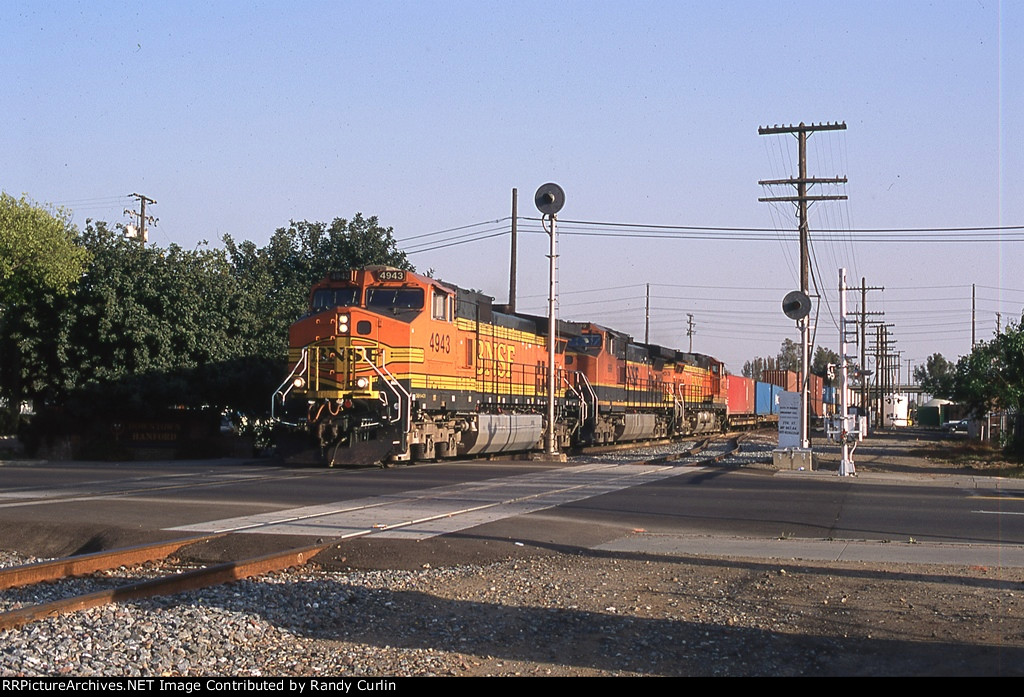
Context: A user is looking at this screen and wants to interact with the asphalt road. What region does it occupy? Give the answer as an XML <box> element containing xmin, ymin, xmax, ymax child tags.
<box><xmin>1</xmin><ymin>445</ymin><xmax>1023</xmax><ymax>567</ymax></box>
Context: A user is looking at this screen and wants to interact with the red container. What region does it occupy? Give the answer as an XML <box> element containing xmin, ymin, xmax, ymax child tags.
<box><xmin>727</xmin><ymin>374</ymin><xmax>755</xmax><ymax>416</ymax></box>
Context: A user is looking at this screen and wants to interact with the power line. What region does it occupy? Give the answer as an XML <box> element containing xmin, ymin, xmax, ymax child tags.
<box><xmin>399</xmin><ymin>215</ymin><xmax>1024</xmax><ymax>257</ymax></box>
<box><xmin>398</xmin><ymin>218</ymin><xmax>510</xmax><ymax>243</ymax></box>
<box><xmin>519</xmin><ymin>217</ymin><xmax>1024</xmax><ymax>234</ymax></box>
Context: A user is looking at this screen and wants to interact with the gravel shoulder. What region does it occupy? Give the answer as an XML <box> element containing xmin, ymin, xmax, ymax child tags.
<box><xmin>2</xmin><ymin>428</ymin><xmax>1023</xmax><ymax>677</ymax></box>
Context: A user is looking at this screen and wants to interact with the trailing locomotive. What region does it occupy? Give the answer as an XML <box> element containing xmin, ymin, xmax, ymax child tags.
<box><xmin>273</xmin><ymin>266</ymin><xmax>774</xmax><ymax>465</ymax></box>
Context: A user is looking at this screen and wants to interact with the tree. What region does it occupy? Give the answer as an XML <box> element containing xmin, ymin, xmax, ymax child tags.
<box><xmin>952</xmin><ymin>317</ymin><xmax>1024</xmax><ymax>416</ymax></box>
<box><xmin>742</xmin><ymin>357</ymin><xmax>766</xmax><ymax>380</ymax></box>
<box><xmin>913</xmin><ymin>353</ymin><xmax>955</xmax><ymax>398</ymax></box>
<box><xmin>0</xmin><ymin>194</ymin><xmax>89</xmax><ymax>306</ymax></box>
<box><xmin>223</xmin><ymin>213</ymin><xmax>412</xmax><ymax>361</ymax></box>
<box><xmin>3</xmin><ymin>212</ymin><xmax>415</xmax><ymax>423</ymax></box>
<box><xmin>1</xmin><ymin>221</ymin><xmax>248</xmax><ymax>415</ymax></box>
<box><xmin>777</xmin><ymin>338</ymin><xmax>801</xmax><ymax>372</ymax></box>
<box><xmin>811</xmin><ymin>346</ymin><xmax>840</xmax><ymax>380</ymax></box>
<box><xmin>742</xmin><ymin>339</ymin><xmax>802</xmax><ymax>379</ymax></box>
<box><xmin>949</xmin><ymin>316</ymin><xmax>1024</xmax><ymax>451</ymax></box>
<box><xmin>0</xmin><ymin>195</ymin><xmax>89</xmax><ymax>421</ymax></box>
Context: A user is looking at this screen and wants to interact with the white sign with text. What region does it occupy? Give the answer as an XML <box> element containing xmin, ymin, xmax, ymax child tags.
<box><xmin>777</xmin><ymin>390</ymin><xmax>801</xmax><ymax>449</ymax></box>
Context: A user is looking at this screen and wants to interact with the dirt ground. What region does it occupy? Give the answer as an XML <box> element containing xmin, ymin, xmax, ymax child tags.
<box><xmin>810</xmin><ymin>426</ymin><xmax>1022</xmax><ymax>477</ymax></box>
<box><xmin>330</xmin><ymin>551</ymin><xmax>1024</xmax><ymax>676</ymax></box>
<box><xmin>295</xmin><ymin>428</ymin><xmax>1024</xmax><ymax>676</ymax></box>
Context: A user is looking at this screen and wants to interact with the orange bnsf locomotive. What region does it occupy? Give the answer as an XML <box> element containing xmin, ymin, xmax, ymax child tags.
<box><xmin>273</xmin><ymin>266</ymin><xmax>728</xmax><ymax>465</ymax></box>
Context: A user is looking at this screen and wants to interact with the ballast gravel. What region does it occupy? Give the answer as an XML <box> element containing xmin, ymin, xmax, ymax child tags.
<box><xmin>2</xmin><ymin>550</ymin><xmax>1023</xmax><ymax>677</ymax></box>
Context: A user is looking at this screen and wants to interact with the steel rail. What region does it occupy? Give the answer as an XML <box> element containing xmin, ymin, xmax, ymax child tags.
<box><xmin>0</xmin><ymin>534</ymin><xmax>224</xmax><ymax>591</ymax></box>
<box><xmin>0</xmin><ymin>541</ymin><xmax>325</xmax><ymax>631</ymax></box>
<box><xmin>641</xmin><ymin>433</ymin><xmax>746</xmax><ymax>467</ymax></box>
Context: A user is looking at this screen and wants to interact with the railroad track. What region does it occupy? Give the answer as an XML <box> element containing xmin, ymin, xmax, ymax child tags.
<box><xmin>0</xmin><ymin>534</ymin><xmax>332</xmax><ymax>631</ymax></box>
<box><xmin>643</xmin><ymin>433</ymin><xmax>747</xmax><ymax>465</ymax></box>
<box><xmin>575</xmin><ymin>431</ymin><xmax>749</xmax><ymax>467</ymax></box>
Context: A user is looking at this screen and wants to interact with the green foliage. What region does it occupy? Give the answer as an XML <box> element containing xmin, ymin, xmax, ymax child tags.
<box><xmin>0</xmin><ymin>193</ymin><xmax>90</xmax><ymax>306</ymax></box>
<box><xmin>952</xmin><ymin>316</ymin><xmax>1024</xmax><ymax>417</ymax></box>
<box><xmin>810</xmin><ymin>346</ymin><xmax>840</xmax><ymax>381</ymax></box>
<box><xmin>1</xmin><ymin>211</ymin><xmax>412</xmax><ymax>440</ymax></box>
<box><xmin>742</xmin><ymin>339</ymin><xmax>804</xmax><ymax>379</ymax></box>
<box><xmin>742</xmin><ymin>357</ymin><xmax>768</xmax><ymax>380</ymax></box>
<box><xmin>914</xmin><ymin>352</ymin><xmax>955</xmax><ymax>398</ymax></box>
<box><xmin>777</xmin><ymin>338</ymin><xmax>800</xmax><ymax>372</ymax></box>
<box><xmin>223</xmin><ymin>213</ymin><xmax>411</xmax><ymax>362</ymax></box>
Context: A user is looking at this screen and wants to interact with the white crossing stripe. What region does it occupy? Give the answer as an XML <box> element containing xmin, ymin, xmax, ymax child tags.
<box><xmin>169</xmin><ymin>462</ymin><xmax>701</xmax><ymax>539</ymax></box>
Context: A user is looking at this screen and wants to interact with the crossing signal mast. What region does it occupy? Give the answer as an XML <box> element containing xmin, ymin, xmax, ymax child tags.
<box><xmin>535</xmin><ymin>182</ymin><xmax>565</xmax><ymax>457</ymax></box>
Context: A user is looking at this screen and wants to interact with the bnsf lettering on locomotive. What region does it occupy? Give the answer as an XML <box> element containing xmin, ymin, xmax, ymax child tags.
<box><xmin>477</xmin><ymin>342</ymin><xmax>516</xmax><ymax>378</ymax></box>
<box><xmin>429</xmin><ymin>333</ymin><xmax>451</xmax><ymax>354</ymax></box>
<box><xmin>347</xmin><ymin>347</ymin><xmax>379</xmax><ymax>363</ymax></box>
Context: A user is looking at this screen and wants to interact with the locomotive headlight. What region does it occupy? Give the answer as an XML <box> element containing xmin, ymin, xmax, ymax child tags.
<box><xmin>337</xmin><ymin>313</ymin><xmax>350</xmax><ymax>334</ymax></box>
<box><xmin>356</xmin><ymin>376</ymin><xmax>369</xmax><ymax>389</ymax></box>
<box><xmin>292</xmin><ymin>377</ymin><xmax>306</xmax><ymax>389</ymax></box>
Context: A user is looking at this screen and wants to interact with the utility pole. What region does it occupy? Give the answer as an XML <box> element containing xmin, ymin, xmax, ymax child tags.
<box><xmin>835</xmin><ymin>268</ymin><xmax>857</xmax><ymax>476</ymax></box>
<box><xmin>972</xmin><ymin>283</ymin><xmax>976</xmax><ymax>347</ymax></box>
<box><xmin>758</xmin><ymin>121</ymin><xmax>847</xmax><ymax>449</ymax></box>
<box><xmin>645</xmin><ymin>284</ymin><xmax>650</xmax><ymax>344</ymax></box>
<box><xmin>859</xmin><ymin>278</ymin><xmax>885</xmax><ymax>418</ymax></box>
<box><xmin>687</xmin><ymin>313</ymin><xmax>695</xmax><ymax>353</ymax></box>
<box><xmin>870</xmin><ymin>324</ymin><xmax>896</xmax><ymax>428</ymax></box>
<box><xmin>508</xmin><ymin>188</ymin><xmax>518</xmax><ymax>312</ymax></box>
<box><xmin>125</xmin><ymin>193</ymin><xmax>157</xmax><ymax>243</ymax></box>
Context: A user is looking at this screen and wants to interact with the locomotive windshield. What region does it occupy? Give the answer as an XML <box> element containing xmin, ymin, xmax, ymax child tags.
<box><xmin>365</xmin><ymin>287</ymin><xmax>424</xmax><ymax>314</ymax></box>
<box><xmin>311</xmin><ymin>287</ymin><xmax>360</xmax><ymax>312</ymax></box>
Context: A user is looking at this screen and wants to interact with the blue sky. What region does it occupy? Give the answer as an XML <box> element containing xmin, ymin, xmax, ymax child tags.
<box><xmin>4</xmin><ymin>1</ymin><xmax>1021</xmax><ymax>377</ymax></box>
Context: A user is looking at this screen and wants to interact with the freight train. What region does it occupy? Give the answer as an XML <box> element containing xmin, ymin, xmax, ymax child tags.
<box><xmin>272</xmin><ymin>266</ymin><xmax>826</xmax><ymax>465</ymax></box>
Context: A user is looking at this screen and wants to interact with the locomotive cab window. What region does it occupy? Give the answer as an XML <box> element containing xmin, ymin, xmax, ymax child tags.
<box><xmin>311</xmin><ymin>287</ymin><xmax>360</xmax><ymax>313</ymax></box>
<box><xmin>431</xmin><ymin>288</ymin><xmax>451</xmax><ymax>321</ymax></box>
<box><xmin>365</xmin><ymin>287</ymin><xmax>424</xmax><ymax>319</ymax></box>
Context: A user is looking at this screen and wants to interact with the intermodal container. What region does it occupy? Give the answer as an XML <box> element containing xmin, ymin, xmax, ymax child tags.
<box><xmin>755</xmin><ymin>381</ymin><xmax>774</xmax><ymax>415</ymax></box>
<box><xmin>808</xmin><ymin>374</ymin><xmax>824</xmax><ymax>419</ymax></box>
<box><xmin>823</xmin><ymin>386</ymin><xmax>837</xmax><ymax>405</ymax></box>
<box><xmin>727</xmin><ymin>374</ymin><xmax>755</xmax><ymax>416</ymax></box>
<box><xmin>770</xmin><ymin>384</ymin><xmax>784</xmax><ymax>415</ymax></box>
<box><xmin>762</xmin><ymin>369</ymin><xmax>799</xmax><ymax>392</ymax></box>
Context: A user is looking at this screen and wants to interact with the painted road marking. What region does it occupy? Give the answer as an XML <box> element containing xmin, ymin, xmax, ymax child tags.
<box><xmin>169</xmin><ymin>462</ymin><xmax>703</xmax><ymax>539</ymax></box>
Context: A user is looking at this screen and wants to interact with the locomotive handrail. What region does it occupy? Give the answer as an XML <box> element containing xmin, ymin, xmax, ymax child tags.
<box><xmin>561</xmin><ymin>372</ymin><xmax>586</xmax><ymax>435</ymax></box>
<box><xmin>575</xmin><ymin>371</ymin><xmax>598</xmax><ymax>426</ymax></box>
<box><xmin>271</xmin><ymin>346</ymin><xmax>310</xmax><ymax>423</ymax></box>
<box><xmin>355</xmin><ymin>347</ymin><xmax>411</xmax><ymax>431</ymax></box>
